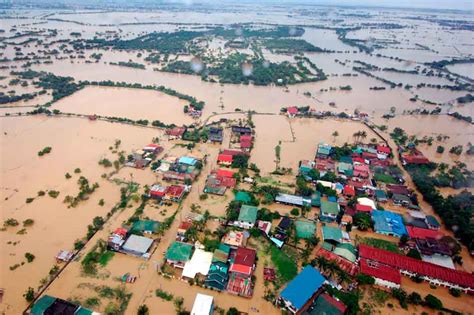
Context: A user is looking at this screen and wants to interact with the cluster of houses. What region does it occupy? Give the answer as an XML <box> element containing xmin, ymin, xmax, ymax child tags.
<box><xmin>30</xmin><ymin>295</ymin><xmax>98</xmax><ymax>315</ymax></box>
<box><xmin>125</xmin><ymin>143</ymin><xmax>163</xmax><ymax>169</ymax></box>
<box><xmin>283</xmin><ymin>106</ymin><xmax>369</xmax><ymax>121</ymax></box>
<box><xmin>230</xmin><ymin>125</ymin><xmax>253</xmax><ymax>152</ymax></box>
<box><xmin>154</xmin><ymin>154</ymin><xmax>204</xmax><ymax>183</ymax></box>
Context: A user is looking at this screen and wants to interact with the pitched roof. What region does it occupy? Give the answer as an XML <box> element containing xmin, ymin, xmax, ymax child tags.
<box><xmin>360</xmin><ymin>258</ymin><xmax>401</xmax><ymax>284</ymax></box>
<box><xmin>233</xmin><ymin>246</ymin><xmax>256</xmax><ymax>268</ymax></box>
<box><xmin>217</xmin><ymin>154</ymin><xmax>233</xmax><ymax>163</ymax></box>
<box><xmin>295</xmin><ymin>220</ymin><xmax>316</xmax><ymax>239</ymax></box>
<box><xmin>217</xmin><ymin>168</ymin><xmax>235</xmax><ymax>178</ymax></box>
<box><xmin>333</xmin><ymin>243</ymin><xmax>357</xmax><ymax>263</ymax></box>
<box><xmin>372</xmin><ymin>210</ymin><xmax>407</xmax><ymax>237</ymax></box>
<box><xmin>166</xmin><ymin>241</ymin><xmax>193</xmax><ymax>262</ymax></box>
<box><xmin>376</xmin><ymin>145</ymin><xmax>391</xmax><ymax>154</ymax></box>
<box><xmin>355</xmin><ymin>204</ymin><xmax>373</xmax><ymax>212</ymax></box>
<box><xmin>343</xmin><ymin>185</ymin><xmax>355</xmax><ymax>196</ymax></box>
<box><xmin>287</xmin><ymin>106</ymin><xmax>298</xmax><ymax>114</ymax></box>
<box><xmin>322</xmin><ymin>226</ymin><xmax>343</xmax><ymax>243</ymax></box>
<box><xmin>406</xmin><ymin>226</ymin><xmax>441</xmax><ymax>240</ymax></box>
<box><xmin>316</xmin><ymin>248</ymin><xmax>359</xmax><ymax>276</ymax></box>
<box><xmin>359</xmin><ymin>244</ymin><xmax>474</xmax><ymax>289</ymax></box>
<box><xmin>280</xmin><ymin>266</ymin><xmax>325</xmax><ymax>310</ymax></box>
<box><xmin>235</xmin><ymin>191</ymin><xmax>251</xmax><ymax>203</ymax></box>
<box><xmin>321</xmin><ymin>200</ymin><xmax>339</xmax><ymax>215</ymax></box>
<box><xmin>307</xmin><ymin>293</ymin><xmax>346</xmax><ymax>315</ymax></box>
<box><xmin>238</xmin><ymin>205</ymin><xmax>258</xmax><ymax>224</ymax></box>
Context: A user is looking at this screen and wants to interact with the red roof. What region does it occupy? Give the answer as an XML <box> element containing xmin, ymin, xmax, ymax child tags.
<box><xmin>240</xmin><ymin>139</ymin><xmax>252</xmax><ymax>148</ymax></box>
<box><xmin>229</xmin><ymin>264</ymin><xmax>252</xmax><ymax>275</ymax></box>
<box><xmin>221</xmin><ymin>149</ymin><xmax>248</xmax><ymax>156</ymax></box>
<box><xmin>113</xmin><ymin>228</ymin><xmax>128</xmax><ymax>237</ymax></box>
<box><xmin>287</xmin><ymin>106</ymin><xmax>298</xmax><ymax>114</ymax></box>
<box><xmin>178</xmin><ymin>221</ymin><xmax>192</xmax><ymax>231</ymax></box>
<box><xmin>377</xmin><ymin>145</ymin><xmax>391</xmax><ymax>155</ymax></box>
<box><xmin>360</xmin><ymin>258</ymin><xmax>401</xmax><ymax>284</ymax></box>
<box><xmin>165</xmin><ymin>185</ymin><xmax>185</xmax><ymax>198</ymax></box>
<box><xmin>217</xmin><ymin>154</ymin><xmax>233</xmax><ymax>163</ymax></box>
<box><xmin>343</xmin><ymin>185</ymin><xmax>355</xmax><ymax>196</ymax></box>
<box><xmin>234</xmin><ymin>247</ymin><xmax>256</xmax><ymax>268</ymax></box>
<box><xmin>362</xmin><ymin>152</ymin><xmax>377</xmax><ymax>159</ymax></box>
<box><xmin>240</xmin><ymin>134</ymin><xmax>252</xmax><ymax>142</ymax></box>
<box><xmin>387</xmin><ymin>185</ymin><xmax>410</xmax><ymax>195</ymax></box>
<box><xmin>320</xmin><ymin>294</ymin><xmax>347</xmax><ymax>313</ymax></box>
<box><xmin>166</xmin><ymin>127</ymin><xmax>186</xmax><ymax>137</ymax></box>
<box><xmin>352</xmin><ymin>157</ymin><xmax>366</xmax><ymax>164</ymax></box>
<box><xmin>316</xmin><ymin>248</ymin><xmax>359</xmax><ymax>276</ymax></box>
<box><xmin>217</xmin><ymin>168</ymin><xmax>236</xmax><ymax>178</ymax></box>
<box><xmin>355</xmin><ymin>204</ymin><xmax>373</xmax><ymax>212</ymax></box>
<box><xmin>406</xmin><ymin>226</ymin><xmax>441</xmax><ymax>240</ymax></box>
<box><xmin>403</xmin><ymin>155</ymin><xmax>430</xmax><ymax>165</ymax></box>
<box><xmin>359</xmin><ymin>244</ymin><xmax>474</xmax><ymax>289</ymax></box>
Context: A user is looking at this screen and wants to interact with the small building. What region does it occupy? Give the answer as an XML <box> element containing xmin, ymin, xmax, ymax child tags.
<box><xmin>333</xmin><ymin>243</ymin><xmax>357</xmax><ymax>263</ymax></box>
<box><xmin>374</xmin><ymin>189</ymin><xmax>387</xmax><ymax>202</ymax></box>
<box><xmin>279</xmin><ymin>265</ymin><xmax>326</xmax><ymax>314</ymax></box>
<box><xmin>231</xmin><ymin>125</ymin><xmax>252</xmax><ymax>135</ymax></box>
<box><xmin>178</xmin><ymin>156</ymin><xmax>198</xmax><ymax>166</ymax></box>
<box><xmin>121</xmin><ymin>235</ymin><xmax>154</xmax><ymax>259</ymax></box>
<box><xmin>165</xmin><ymin>185</ymin><xmax>186</xmax><ymax>202</ymax></box>
<box><xmin>357</xmin><ymin>197</ymin><xmax>376</xmax><ymax>210</ymax></box>
<box><xmin>353</xmin><ymin>164</ymin><xmax>369</xmax><ymax>178</ymax></box>
<box><xmin>165</xmin><ymin>241</ymin><xmax>193</xmax><ymax>268</ymax></box>
<box><xmin>177</xmin><ymin>221</ymin><xmax>193</xmax><ymax>241</ymax></box>
<box><xmin>376</xmin><ymin>145</ymin><xmax>391</xmax><ymax>156</ymax></box>
<box><xmin>320</xmin><ymin>200</ymin><xmax>340</xmax><ymax>221</ymax></box>
<box><xmin>287</xmin><ymin>106</ymin><xmax>299</xmax><ymax>118</ymax></box>
<box><xmin>217</xmin><ymin>154</ymin><xmax>233</xmax><ymax>166</ymax></box>
<box><xmin>426</xmin><ymin>215</ymin><xmax>441</xmax><ymax>230</ymax></box>
<box><xmin>209</xmin><ymin>127</ymin><xmax>223</xmax><ymax>143</ymax></box>
<box><xmin>191</xmin><ymin>293</ymin><xmax>214</xmax><ymax>315</ymax></box>
<box><xmin>306</xmin><ymin>293</ymin><xmax>346</xmax><ymax>315</ymax></box>
<box><xmin>182</xmin><ymin>248</ymin><xmax>213</xmax><ymax>279</ymax></box>
<box><xmin>222</xmin><ymin>231</ymin><xmax>248</xmax><ymax>248</ymax></box>
<box><xmin>387</xmin><ymin>184</ymin><xmax>410</xmax><ymax>196</ymax></box>
<box><xmin>372</xmin><ymin>210</ymin><xmax>407</xmax><ymax>238</ymax></box>
<box><xmin>205</xmin><ymin>262</ymin><xmax>229</xmax><ymax>291</ymax></box>
<box><xmin>343</xmin><ymin>185</ymin><xmax>355</xmax><ymax>197</ymax></box>
<box><xmin>337</xmin><ymin>162</ymin><xmax>353</xmax><ymax>177</ymax></box>
<box><xmin>275</xmin><ymin>193</ymin><xmax>311</xmax><ymax>207</ymax></box>
<box><xmin>234</xmin><ymin>205</ymin><xmax>258</xmax><ymax>229</ymax></box>
<box><xmin>31</xmin><ymin>295</ymin><xmax>96</xmax><ymax>315</ymax></box>
<box><xmin>150</xmin><ymin>184</ymin><xmax>167</xmax><ymax>199</ymax></box>
<box><xmin>130</xmin><ymin>220</ymin><xmax>160</xmax><ymax>235</ymax></box>
<box><xmin>322</xmin><ymin>226</ymin><xmax>343</xmax><ymax>245</ymax></box>
<box><xmin>227</xmin><ymin>247</ymin><xmax>256</xmax><ymax>297</ymax></box>
<box><xmin>355</xmin><ymin>204</ymin><xmax>373</xmax><ymax>213</ymax></box>
<box><xmin>392</xmin><ymin>193</ymin><xmax>411</xmax><ymax>207</ymax></box>
<box><xmin>166</xmin><ymin>126</ymin><xmax>186</xmax><ymax>140</ymax></box>
<box><xmin>316</xmin><ymin>143</ymin><xmax>332</xmax><ymax>159</ymax></box>
<box><xmin>406</xmin><ymin>226</ymin><xmax>441</xmax><ymax>240</ymax></box>
<box><xmin>295</xmin><ymin>220</ymin><xmax>316</xmax><ymax>239</ymax></box>
<box><xmin>216</xmin><ymin>168</ymin><xmax>235</xmax><ymax>179</ymax></box>
<box><xmin>360</xmin><ymin>258</ymin><xmax>401</xmax><ymax>289</ymax></box>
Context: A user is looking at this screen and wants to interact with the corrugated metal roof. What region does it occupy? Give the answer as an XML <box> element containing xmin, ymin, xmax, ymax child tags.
<box><xmin>280</xmin><ymin>266</ymin><xmax>325</xmax><ymax>310</ymax></box>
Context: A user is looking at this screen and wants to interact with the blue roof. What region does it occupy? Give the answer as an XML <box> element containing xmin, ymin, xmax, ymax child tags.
<box><xmin>280</xmin><ymin>265</ymin><xmax>325</xmax><ymax>310</ymax></box>
<box><xmin>328</xmin><ymin>196</ymin><xmax>337</xmax><ymax>202</ymax></box>
<box><xmin>372</xmin><ymin>210</ymin><xmax>407</xmax><ymax>237</ymax></box>
<box><xmin>178</xmin><ymin>156</ymin><xmax>197</xmax><ymax>166</ymax></box>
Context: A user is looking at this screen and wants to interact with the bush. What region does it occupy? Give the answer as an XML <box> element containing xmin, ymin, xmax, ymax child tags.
<box><xmin>137</xmin><ymin>304</ymin><xmax>149</xmax><ymax>315</ymax></box>
<box><xmin>406</xmin><ymin>248</ymin><xmax>422</xmax><ymax>260</ymax></box>
<box><xmin>65</xmin><ymin>173</ymin><xmax>72</xmax><ymax>179</ymax></box>
<box><xmin>436</xmin><ymin>146</ymin><xmax>445</xmax><ymax>154</ymax></box>
<box><xmin>356</xmin><ymin>273</ymin><xmax>375</xmax><ymax>285</ymax></box>
<box><xmin>155</xmin><ymin>289</ymin><xmax>173</xmax><ymax>301</ymax></box>
<box><xmin>449</xmin><ymin>288</ymin><xmax>461</xmax><ymax>297</ymax></box>
<box><xmin>37</xmin><ymin>190</ymin><xmax>45</xmax><ymax>196</ymax></box>
<box><xmin>23</xmin><ymin>219</ymin><xmax>34</xmax><ymax>226</ymax></box>
<box><xmin>48</xmin><ymin>190</ymin><xmax>60</xmax><ymax>198</ymax></box>
<box><xmin>25</xmin><ymin>252</ymin><xmax>35</xmax><ymax>263</ymax></box>
<box><xmin>290</xmin><ymin>208</ymin><xmax>300</xmax><ymax>216</ymax></box>
<box><xmin>74</xmin><ymin>168</ymin><xmax>81</xmax><ymax>173</ymax></box>
<box><xmin>424</xmin><ymin>294</ymin><xmax>443</xmax><ymax>309</ymax></box>
<box><xmin>23</xmin><ymin>287</ymin><xmax>35</xmax><ymax>302</ymax></box>
<box><xmin>407</xmin><ymin>292</ymin><xmax>422</xmax><ymax>305</ymax></box>
<box><xmin>4</xmin><ymin>218</ymin><xmax>19</xmax><ymax>227</ymax></box>
<box><xmin>26</xmin><ymin>197</ymin><xmax>34</xmax><ymax>203</ymax></box>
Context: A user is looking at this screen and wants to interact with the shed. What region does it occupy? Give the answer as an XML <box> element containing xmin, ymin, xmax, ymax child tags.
<box><xmin>166</xmin><ymin>241</ymin><xmax>193</xmax><ymax>267</ymax></box>
<box><xmin>191</xmin><ymin>293</ymin><xmax>214</xmax><ymax>315</ymax></box>
<box><xmin>234</xmin><ymin>191</ymin><xmax>252</xmax><ymax>203</ymax></box>
<box><xmin>122</xmin><ymin>235</ymin><xmax>153</xmax><ymax>258</ymax></box>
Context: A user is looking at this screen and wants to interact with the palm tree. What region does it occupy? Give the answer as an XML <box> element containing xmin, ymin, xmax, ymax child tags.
<box><xmin>336</xmin><ymin>269</ymin><xmax>351</xmax><ymax>285</ymax></box>
<box><xmin>360</xmin><ymin>131</ymin><xmax>367</xmax><ymax>143</ymax></box>
<box><xmin>332</xmin><ymin>131</ymin><xmax>339</xmax><ymax>143</ymax></box>
<box><xmin>313</xmin><ymin>256</ymin><xmax>329</xmax><ymax>271</ymax></box>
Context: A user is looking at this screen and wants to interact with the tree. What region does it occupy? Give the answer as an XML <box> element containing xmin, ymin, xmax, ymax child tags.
<box><xmin>353</xmin><ymin>212</ymin><xmax>372</xmax><ymax>231</ymax></box>
<box><xmin>332</xmin><ymin>131</ymin><xmax>339</xmax><ymax>143</ymax></box>
<box><xmin>290</xmin><ymin>208</ymin><xmax>300</xmax><ymax>216</ymax></box>
<box><xmin>356</xmin><ymin>273</ymin><xmax>375</xmax><ymax>285</ymax></box>
<box><xmin>424</xmin><ymin>294</ymin><xmax>443</xmax><ymax>309</ymax></box>
<box><xmin>407</xmin><ymin>248</ymin><xmax>422</xmax><ymax>260</ymax></box>
<box><xmin>400</xmin><ymin>234</ymin><xmax>409</xmax><ymax>245</ymax></box>
<box><xmin>137</xmin><ymin>304</ymin><xmax>149</xmax><ymax>315</ymax></box>
<box><xmin>23</xmin><ymin>287</ymin><xmax>35</xmax><ymax>302</ymax></box>
<box><xmin>408</xmin><ymin>292</ymin><xmax>422</xmax><ymax>305</ymax></box>
<box><xmin>436</xmin><ymin>145</ymin><xmax>445</xmax><ymax>154</ymax></box>
<box><xmin>226</xmin><ymin>307</ymin><xmax>240</xmax><ymax>315</ymax></box>
<box><xmin>232</xmin><ymin>155</ymin><xmax>249</xmax><ymax>169</ymax></box>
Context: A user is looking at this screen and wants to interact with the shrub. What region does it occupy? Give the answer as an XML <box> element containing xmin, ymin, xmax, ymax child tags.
<box><xmin>449</xmin><ymin>288</ymin><xmax>461</xmax><ymax>297</ymax></box>
<box><xmin>436</xmin><ymin>146</ymin><xmax>444</xmax><ymax>154</ymax></box>
<box><xmin>25</xmin><ymin>252</ymin><xmax>35</xmax><ymax>263</ymax></box>
<box><xmin>290</xmin><ymin>208</ymin><xmax>300</xmax><ymax>216</ymax></box>
<box><xmin>74</xmin><ymin>168</ymin><xmax>81</xmax><ymax>173</ymax></box>
<box><xmin>23</xmin><ymin>219</ymin><xmax>34</xmax><ymax>227</ymax></box>
<box><xmin>23</xmin><ymin>287</ymin><xmax>35</xmax><ymax>302</ymax></box>
<box><xmin>37</xmin><ymin>190</ymin><xmax>45</xmax><ymax>196</ymax></box>
<box><xmin>356</xmin><ymin>273</ymin><xmax>375</xmax><ymax>285</ymax></box>
<box><xmin>65</xmin><ymin>173</ymin><xmax>72</xmax><ymax>179</ymax></box>
<box><xmin>155</xmin><ymin>289</ymin><xmax>173</xmax><ymax>301</ymax></box>
<box><xmin>137</xmin><ymin>304</ymin><xmax>149</xmax><ymax>315</ymax></box>
<box><xmin>4</xmin><ymin>218</ymin><xmax>19</xmax><ymax>227</ymax></box>
<box><xmin>424</xmin><ymin>294</ymin><xmax>443</xmax><ymax>309</ymax></box>
<box><xmin>98</xmin><ymin>199</ymin><xmax>105</xmax><ymax>206</ymax></box>
<box><xmin>26</xmin><ymin>197</ymin><xmax>34</xmax><ymax>203</ymax></box>
<box><xmin>48</xmin><ymin>190</ymin><xmax>60</xmax><ymax>198</ymax></box>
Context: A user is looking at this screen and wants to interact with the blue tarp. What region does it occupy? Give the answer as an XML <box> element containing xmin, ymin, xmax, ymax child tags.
<box><xmin>178</xmin><ymin>156</ymin><xmax>197</xmax><ymax>166</ymax></box>
<box><xmin>280</xmin><ymin>265</ymin><xmax>325</xmax><ymax>310</ymax></box>
<box><xmin>372</xmin><ymin>210</ymin><xmax>407</xmax><ymax>237</ymax></box>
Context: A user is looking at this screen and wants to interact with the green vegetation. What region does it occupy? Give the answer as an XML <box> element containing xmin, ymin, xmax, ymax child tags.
<box><xmin>373</xmin><ymin>173</ymin><xmax>396</xmax><ymax>184</ymax></box>
<box><xmin>155</xmin><ymin>289</ymin><xmax>174</xmax><ymax>301</ymax></box>
<box><xmin>424</xmin><ymin>294</ymin><xmax>443</xmax><ymax>309</ymax></box>
<box><xmin>38</xmin><ymin>146</ymin><xmax>52</xmax><ymax>156</ymax></box>
<box><xmin>63</xmin><ymin>176</ymin><xmax>99</xmax><ymax>208</ymax></box>
<box><xmin>356</xmin><ymin>273</ymin><xmax>375</xmax><ymax>285</ymax></box>
<box><xmin>110</xmin><ymin>61</ymin><xmax>146</xmax><ymax>69</ymax></box>
<box><xmin>270</xmin><ymin>246</ymin><xmax>297</xmax><ymax>283</ymax></box>
<box><xmin>99</xmin><ymin>158</ymin><xmax>113</xmax><ymax>167</ymax></box>
<box><xmin>23</xmin><ymin>219</ymin><xmax>34</xmax><ymax>227</ymax></box>
<box><xmin>4</xmin><ymin>218</ymin><xmax>19</xmax><ymax>227</ymax></box>
<box><xmin>262</xmin><ymin>38</ymin><xmax>324</xmax><ymax>53</ymax></box>
<box><xmin>81</xmin><ymin>239</ymin><xmax>110</xmax><ymax>275</ymax></box>
<box><xmin>23</xmin><ymin>287</ymin><xmax>35</xmax><ymax>302</ymax></box>
<box><xmin>358</xmin><ymin>237</ymin><xmax>402</xmax><ymax>254</ymax></box>
<box><xmin>48</xmin><ymin>190</ymin><xmax>60</xmax><ymax>198</ymax></box>
<box><xmin>25</xmin><ymin>252</ymin><xmax>35</xmax><ymax>263</ymax></box>
<box><xmin>353</xmin><ymin>213</ymin><xmax>372</xmax><ymax>231</ymax></box>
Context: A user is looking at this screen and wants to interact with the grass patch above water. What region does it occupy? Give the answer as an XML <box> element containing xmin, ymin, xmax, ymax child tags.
<box><xmin>270</xmin><ymin>246</ymin><xmax>297</xmax><ymax>283</ymax></box>
<box><xmin>358</xmin><ymin>237</ymin><xmax>402</xmax><ymax>254</ymax></box>
<box><xmin>98</xmin><ymin>251</ymin><xmax>115</xmax><ymax>267</ymax></box>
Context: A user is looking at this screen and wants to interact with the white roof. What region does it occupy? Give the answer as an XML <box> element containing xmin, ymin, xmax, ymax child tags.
<box><xmin>317</xmin><ymin>180</ymin><xmax>333</xmax><ymax>188</ymax></box>
<box><xmin>191</xmin><ymin>293</ymin><xmax>214</xmax><ymax>315</ymax></box>
<box><xmin>357</xmin><ymin>197</ymin><xmax>376</xmax><ymax>209</ymax></box>
<box><xmin>422</xmin><ymin>254</ymin><xmax>455</xmax><ymax>269</ymax></box>
<box><xmin>408</xmin><ymin>210</ymin><xmax>427</xmax><ymax>220</ymax></box>
<box><xmin>182</xmin><ymin>248</ymin><xmax>213</xmax><ymax>279</ymax></box>
<box><xmin>122</xmin><ymin>235</ymin><xmax>153</xmax><ymax>254</ymax></box>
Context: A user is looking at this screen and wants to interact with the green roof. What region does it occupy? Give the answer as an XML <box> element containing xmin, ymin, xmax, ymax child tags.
<box><xmin>311</xmin><ymin>192</ymin><xmax>321</xmax><ymax>207</ymax></box>
<box><xmin>333</xmin><ymin>243</ymin><xmax>357</xmax><ymax>262</ymax></box>
<box><xmin>295</xmin><ymin>220</ymin><xmax>316</xmax><ymax>239</ymax></box>
<box><xmin>76</xmin><ymin>308</ymin><xmax>94</xmax><ymax>315</ymax></box>
<box><xmin>321</xmin><ymin>241</ymin><xmax>334</xmax><ymax>251</ymax></box>
<box><xmin>235</xmin><ymin>191</ymin><xmax>251</xmax><ymax>203</ymax></box>
<box><xmin>31</xmin><ymin>295</ymin><xmax>56</xmax><ymax>315</ymax></box>
<box><xmin>321</xmin><ymin>200</ymin><xmax>339</xmax><ymax>215</ymax></box>
<box><xmin>339</xmin><ymin>156</ymin><xmax>353</xmax><ymax>164</ymax></box>
<box><xmin>130</xmin><ymin>220</ymin><xmax>160</xmax><ymax>234</ymax></box>
<box><xmin>322</xmin><ymin>226</ymin><xmax>343</xmax><ymax>243</ymax></box>
<box><xmin>318</xmin><ymin>144</ymin><xmax>332</xmax><ymax>156</ymax></box>
<box><xmin>307</xmin><ymin>294</ymin><xmax>345</xmax><ymax>315</ymax></box>
<box><xmin>165</xmin><ymin>241</ymin><xmax>193</xmax><ymax>262</ymax></box>
<box><xmin>375</xmin><ymin>189</ymin><xmax>387</xmax><ymax>200</ymax></box>
<box><xmin>338</xmin><ymin>162</ymin><xmax>353</xmax><ymax>172</ymax></box>
<box><xmin>238</xmin><ymin>205</ymin><xmax>258</xmax><ymax>223</ymax></box>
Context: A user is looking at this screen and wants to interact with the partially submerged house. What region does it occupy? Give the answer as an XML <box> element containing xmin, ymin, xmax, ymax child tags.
<box><xmin>121</xmin><ymin>234</ymin><xmax>154</xmax><ymax>259</ymax></box>
<box><xmin>227</xmin><ymin>247</ymin><xmax>256</xmax><ymax>297</ymax></box>
<box><xmin>372</xmin><ymin>210</ymin><xmax>407</xmax><ymax>238</ymax></box>
<box><xmin>182</xmin><ymin>248</ymin><xmax>213</xmax><ymax>280</ymax></box>
<box><xmin>209</xmin><ymin>127</ymin><xmax>223</xmax><ymax>143</ymax></box>
<box><xmin>320</xmin><ymin>200</ymin><xmax>340</xmax><ymax>221</ymax></box>
<box><xmin>31</xmin><ymin>295</ymin><xmax>96</xmax><ymax>315</ymax></box>
<box><xmin>316</xmin><ymin>143</ymin><xmax>332</xmax><ymax>159</ymax></box>
<box><xmin>165</xmin><ymin>241</ymin><xmax>193</xmax><ymax>268</ymax></box>
<box><xmin>191</xmin><ymin>293</ymin><xmax>214</xmax><ymax>315</ymax></box>
<box><xmin>166</xmin><ymin>126</ymin><xmax>186</xmax><ymax>140</ymax></box>
<box><xmin>278</xmin><ymin>265</ymin><xmax>326</xmax><ymax>314</ymax></box>
<box><xmin>234</xmin><ymin>205</ymin><xmax>258</xmax><ymax>229</ymax></box>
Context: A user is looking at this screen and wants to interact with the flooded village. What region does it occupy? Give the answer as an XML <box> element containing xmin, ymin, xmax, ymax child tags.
<box><xmin>1</xmin><ymin>1</ymin><xmax>474</xmax><ymax>315</ymax></box>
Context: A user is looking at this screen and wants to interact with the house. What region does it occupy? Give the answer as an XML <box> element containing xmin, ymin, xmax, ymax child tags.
<box><xmin>150</xmin><ymin>184</ymin><xmax>167</xmax><ymax>199</ymax></box>
<box><xmin>278</xmin><ymin>265</ymin><xmax>326</xmax><ymax>314</ymax></box>
<box><xmin>227</xmin><ymin>247</ymin><xmax>256</xmax><ymax>297</ymax></box>
<box><xmin>287</xmin><ymin>106</ymin><xmax>298</xmax><ymax>118</ymax></box>
<box><xmin>204</xmin><ymin>172</ymin><xmax>236</xmax><ymax>195</ymax></box>
<box><xmin>337</xmin><ymin>162</ymin><xmax>353</xmax><ymax>177</ymax></box>
<box><xmin>234</xmin><ymin>205</ymin><xmax>258</xmax><ymax>229</ymax></box>
<box><xmin>322</xmin><ymin>226</ymin><xmax>343</xmax><ymax>245</ymax></box>
<box><xmin>402</xmin><ymin>152</ymin><xmax>430</xmax><ymax>165</ymax></box>
<box><xmin>121</xmin><ymin>235</ymin><xmax>154</xmax><ymax>259</ymax></box>
<box><xmin>406</xmin><ymin>226</ymin><xmax>441</xmax><ymax>240</ymax></box>
<box><xmin>182</xmin><ymin>248</ymin><xmax>213</xmax><ymax>279</ymax></box>
<box><xmin>222</xmin><ymin>231</ymin><xmax>248</xmax><ymax>248</ymax></box>
<box><xmin>355</xmin><ymin>204</ymin><xmax>373</xmax><ymax>213</ymax></box>
<box><xmin>360</xmin><ymin>258</ymin><xmax>401</xmax><ymax>289</ymax></box>
<box><xmin>316</xmin><ymin>248</ymin><xmax>359</xmax><ymax>276</ymax></box>
<box><xmin>275</xmin><ymin>193</ymin><xmax>311</xmax><ymax>207</ymax></box>
<box><xmin>107</xmin><ymin>227</ymin><xmax>128</xmax><ymax>251</ymax></box>
<box><xmin>392</xmin><ymin>193</ymin><xmax>411</xmax><ymax>207</ymax></box>
<box><xmin>387</xmin><ymin>184</ymin><xmax>410</xmax><ymax>196</ymax></box>
<box><xmin>320</xmin><ymin>200</ymin><xmax>340</xmax><ymax>221</ymax></box>
<box><xmin>372</xmin><ymin>210</ymin><xmax>407</xmax><ymax>238</ymax></box>
<box><xmin>31</xmin><ymin>295</ymin><xmax>96</xmax><ymax>315</ymax></box>
<box><xmin>231</xmin><ymin>126</ymin><xmax>252</xmax><ymax>135</ymax></box>
<box><xmin>234</xmin><ymin>191</ymin><xmax>252</xmax><ymax>203</ymax></box>
<box><xmin>353</xmin><ymin>164</ymin><xmax>369</xmax><ymax>178</ymax></box>
<box><xmin>217</xmin><ymin>154</ymin><xmax>233</xmax><ymax>166</ymax></box>
<box><xmin>216</xmin><ymin>168</ymin><xmax>235</xmax><ymax>179</ymax></box>
<box><xmin>209</xmin><ymin>127</ymin><xmax>223</xmax><ymax>143</ymax></box>
<box><xmin>166</xmin><ymin>126</ymin><xmax>186</xmax><ymax>140</ymax></box>
<box><xmin>240</xmin><ymin>134</ymin><xmax>252</xmax><ymax>151</ymax></box>
<box><xmin>343</xmin><ymin>185</ymin><xmax>355</xmax><ymax>197</ymax></box>
<box><xmin>221</xmin><ymin>149</ymin><xmax>249</xmax><ymax>157</ymax></box>
<box><xmin>178</xmin><ymin>156</ymin><xmax>198</xmax><ymax>166</ymax></box>
<box><xmin>359</xmin><ymin>244</ymin><xmax>474</xmax><ymax>293</ymax></box>
<box><xmin>299</xmin><ymin>160</ymin><xmax>315</xmax><ymax>176</ymax></box>
<box><xmin>205</xmin><ymin>262</ymin><xmax>229</xmax><ymax>291</ymax></box>
<box><xmin>426</xmin><ymin>215</ymin><xmax>441</xmax><ymax>230</ymax></box>
<box><xmin>191</xmin><ymin>293</ymin><xmax>214</xmax><ymax>315</ymax></box>
<box><xmin>165</xmin><ymin>185</ymin><xmax>186</xmax><ymax>201</ymax></box>
<box><xmin>357</xmin><ymin>197</ymin><xmax>376</xmax><ymax>210</ymax></box>
<box><xmin>295</xmin><ymin>220</ymin><xmax>316</xmax><ymax>239</ymax></box>
<box><xmin>257</xmin><ymin>220</ymin><xmax>271</xmax><ymax>235</ymax></box>
<box><xmin>333</xmin><ymin>243</ymin><xmax>357</xmax><ymax>263</ymax></box>
<box><xmin>416</xmin><ymin>238</ymin><xmax>452</xmax><ymax>257</ymax></box>
<box><xmin>143</xmin><ymin>143</ymin><xmax>164</xmax><ymax>155</ymax></box>
<box><xmin>306</xmin><ymin>293</ymin><xmax>346</xmax><ymax>315</ymax></box>
<box><xmin>165</xmin><ymin>241</ymin><xmax>193</xmax><ymax>268</ymax></box>
<box><xmin>341</xmin><ymin>214</ymin><xmax>353</xmax><ymax>226</ymax></box>
<box><xmin>130</xmin><ymin>220</ymin><xmax>160</xmax><ymax>235</ymax></box>
<box><xmin>177</xmin><ymin>221</ymin><xmax>193</xmax><ymax>241</ymax></box>
<box><xmin>316</xmin><ymin>143</ymin><xmax>332</xmax><ymax>159</ymax></box>
<box><xmin>277</xmin><ymin>216</ymin><xmax>292</xmax><ymax>234</ymax></box>
<box><xmin>374</xmin><ymin>189</ymin><xmax>388</xmax><ymax>202</ymax></box>
<box><xmin>376</xmin><ymin>145</ymin><xmax>391</xmax><ymax>156</ymax></box>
